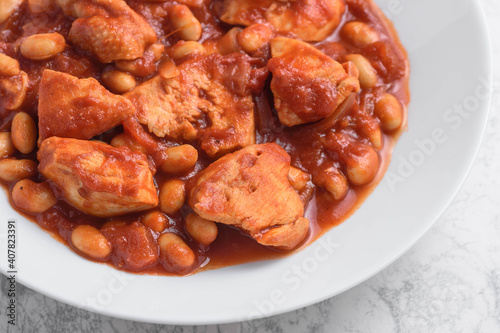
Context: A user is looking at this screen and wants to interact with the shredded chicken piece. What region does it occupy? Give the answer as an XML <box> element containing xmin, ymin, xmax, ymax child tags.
<box><xmin>189</xmin><ymin>143</ymin><xmax>309</xmax><ymax>250</ymax></box>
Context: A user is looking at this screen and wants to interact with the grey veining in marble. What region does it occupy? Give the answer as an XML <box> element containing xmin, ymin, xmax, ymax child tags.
<box><xmin>1</xmin><ymin>0</ymin><xmax>499</xmax><ymax>332</ymax></box>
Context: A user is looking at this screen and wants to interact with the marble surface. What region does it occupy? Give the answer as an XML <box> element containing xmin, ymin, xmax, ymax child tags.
<box><xmin>2</xmin><ymin>0</ymin><xmax>499</xmax><ymax>332</ymax></box>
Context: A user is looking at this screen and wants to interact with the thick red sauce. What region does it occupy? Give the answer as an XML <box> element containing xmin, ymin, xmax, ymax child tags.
<box><xmin>0</xmin><ymin>0</ymin><xmax>409</xmax><ymax>275</ymax></box>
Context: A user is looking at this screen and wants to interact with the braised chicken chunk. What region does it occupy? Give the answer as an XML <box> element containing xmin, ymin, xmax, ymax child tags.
<box><xmin>38</xmin><ymin>137</ymin><xmax>158</xmax><ymax>218</ymax></box>
<box><xmin>125</xmin><ymin>75</ymin><xmax>199</xmax><ymax>141</ymax></box>
<box><xmin>189</xmin><ymin>143</ymin><xmax>309</xmax><ymax>250</ymax></box>
<box><xmin>268</xmin><ymin>37</ymin><xmax>360</xmax><ymax>126</ymax></box>
<box><xmin>56</xmin><ymin>0</ymin><xmax>157</xmax><ymax>62</ymax></box>
<box><xmin>218</xmin><ymin>0</ymin><xmax>345</xmax><ymax>42</ymax></box>
<box><xmin>38</xmin><ymin>69</ymin><xmax>135</xmax><ymax>141</ymax></box>
<box><xmin>126</xmin><ymin>53</ymin><xmax>259</xmax><ymax>157</ymax></box>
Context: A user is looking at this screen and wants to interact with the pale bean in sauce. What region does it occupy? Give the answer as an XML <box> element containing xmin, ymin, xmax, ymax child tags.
<box><xmin>11</xmin><ymin>112</ymin><xmax>37</xmax><ymax>154</ymax></box>
<box><xmin>185</xmin><ymin>213</ymin><xmax>218</xmax><ymax>246</ymax></box>
<box><xmin>158</xmin><ymin>233</ymin><xmax>196</xmax><ymax>274</ymax></box>
<box><xmin>71</xmin><ymin>225</ymin><xmax>112</xmax><ymax>261</ymax></box>
<box><xmin>159</xmin><ymin>179</ymin><xmax>186</xmax><ymax>215</ymax></box>
<box><xmin>0</xmin><ymin>158</ymin><xmax>37</xmax><ymax>182</ymax></box>
<box><xmin>11</xmin><ymin>180</ymin><xmax>57</xmax><ymax>214</ymax></box>
<box><xmin>20</xmin><ymin>33</ymin><xmax>66</xmax><ymax>61</ymax></box>
<box><xmin>0</xmin><ymin>132</ymin><xmax>16</xmax><ymax>158</ymax></box>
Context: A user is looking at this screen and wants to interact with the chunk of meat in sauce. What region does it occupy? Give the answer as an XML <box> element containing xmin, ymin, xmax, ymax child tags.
<box><xmin>268</xmin><ymin>37</ymin><xmax>360</xmax><ymax>127</ymax></box>
<box><xmin>124</xmin><ymin>75</ymin><xmax>199</xmax><ymax>142</ymax></box>
<box><xmin>218</xmin><ymin>0</ymin><xmax>345</xmax><ymax>42</ymax></box>
<box><xmin>188</xmin><ymin>143</ymin><xmax>309</xmax><ymax>250</ymax></box>
<box><xmin>101</xmin><ymin>221</ymin><xmax>159</xmax><ymax>271</ymax></box>
<box><xmin>38</xmin><ymin>69</ymin><xmax>135</xmax><ymax>141</ymax></box>
<box><xmin>56</xmin><ymin>0</ymin><xmax>157</xmax><ymax>62</ymax></box>
<box><xmin>126</xmin><ymin>53</ymin><xmax>261</xmax><ymax>157</ymax></box>
<box><xmin>38</xmin><ymin>137</ymin><xmax>158</xmax><ymax>218</ymax></box>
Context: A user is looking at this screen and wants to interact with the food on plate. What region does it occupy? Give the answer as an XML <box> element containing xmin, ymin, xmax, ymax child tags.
<box><xmin>189</xmin><ymin>143</ymin><xmax>309</xmax><ymax>250</ymax></box>
<box><xmin>38</xmin><ymin>69</ymin><xmax>135</xmax><ymax>140</ymax></box>
<box><xmin>218</xmin><ymin>0</ymin><xmax>346</xmax><ymax>42</ymax></box>
<box><xmin>38</xmin><ymin>137</ymin><xmax>158</xmax><ymax>217</ymax></box>
<box><xmin>268</xmin><ymin>37</ymin><xmax>360</xmax><ymax>126</ymax></box>
<box><xmin>0</xmin><ymin>0</ymin><xmax>409</xmax><ymax>275</ymax></box>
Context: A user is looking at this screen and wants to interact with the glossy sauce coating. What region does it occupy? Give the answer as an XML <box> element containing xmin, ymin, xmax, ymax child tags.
<box><xmin>0</xmin><ymin>0</ymin><xmax>409</xmax><ymax>275</ymax></box>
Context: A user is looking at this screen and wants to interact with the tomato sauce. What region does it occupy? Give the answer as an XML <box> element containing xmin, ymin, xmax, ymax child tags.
<box><xmin>0</xmin><ymin>0</ymin><xmax>409</xmax><ymax>276</ymax></box>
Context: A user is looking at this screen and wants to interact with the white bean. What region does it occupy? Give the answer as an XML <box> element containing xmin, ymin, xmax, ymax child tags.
<box><xmin>71</xmin><ymin>225</ymin><xmax>112</xmax><ymax>261</ymax></box>
<box><xmin>20</xmin><ymin>33</ymin><xmax>66</xmax><ymax>60</ymax></box>
<box><xmin>110</xmin><ymin>133</ymin><xmax>147</xmax><ymax>153</ymax></box>
<box><xmin>341</xmin><ymin>21</ymin><xmax>379</xmax><ymax>48</ymax></box>
<box><xmin>11</xmin><ymin>112</ymin><xmax>37</xmax><ymax>154</ymax></box>
<box><xmin>237</xmin><ymin>24</ymin><xmax>273</xmax><ymax>53</ymax></box>
<box><xmin>158</xmin><ymin>232</ymin><xmax>195</xmax><ymax>274</ymax></box>
<box><xmin>344</xmin><ymin>54</ymin><xmax>378</xmax><ymax>89</ymax></box>
<box><xmin>141</xmin><ymin>210</ymin><xmax>169</xmax><ymax>233</ymax></box>
<box><xmin>185</xmin><ymin>213</ymin><xmax>218</xmax><ymax>245</ymax></box>
<box><xmin>159</xmin><ymin>179</ymin><xmax>186</xmax><ymax>214</ymax></box>
<box><xmin>102</xmin><ymin>69</ymin><xmax>136</xmax><ymax>93</ymax></box>
<box><xmin>161</xmin><ymin>144</ymin><xmax>198</xmax><ymax>174</ymax></box>
<box><xmin>169</xmin><ymin>41</ymin><xmax>205</xmax><ymax>60</ymax></box>
<box><xmin>170</xmin><ymin>5</ymin><xmax>202</xmax><ymax>41</ymax></box>
<box><xmin>0</xmin><ymin>158</ymin><xmax>37</xmax><ymax>182</ymax></box>
<box><xmin>345</xmin><ymin>144</ymin><xmax>379</xmax><ymax>186</ymax></box>
<box><xmin>374</xmin><ymin>93</ymin><xmax>403</xmax><ymax>131</ymax></box>
<box><xmin>0</xmin><ymin>132</ymin><xmax>16</xmax><ymax>158</ymax></box>
<box><xmin>11</xmin><ymin>179</ymin><xmax>57</xmax><ymax>214</ymax></box>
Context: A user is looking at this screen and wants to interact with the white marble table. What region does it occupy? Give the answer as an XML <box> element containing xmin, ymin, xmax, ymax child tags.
<box><xmin>2</xmin><ymin>0</ymin><xmax>499</xmax><ymax>331</ymax></box>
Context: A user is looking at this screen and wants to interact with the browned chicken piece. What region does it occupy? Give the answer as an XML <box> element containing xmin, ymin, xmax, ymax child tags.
<box><xmin>218</xmin><ymin>0</ymin><xmax>345</xmax><ymax>42</ymax></box>
<box><xmin>268</xmin><ymin>37</ymin><xmax>360</xmax><ymax>126</ymax></box>
<box><xmin>189</xmin><ymin>143</ymin><xmax>309</xmax><ymax>250</ymax></box>
<box><xmin>56</xmin><ymin>0</ymin><xmax>156</xmax><ymax>63</ymax></box>
<box><xmin>38</xmin><ymin>137</ymin><xmax>158</xmax><ymax>218</ymax></box>
<box><xmin>126</xmin><ymin>53</ymin><xmax>257</xmax><ymax>157</ymax></box>
<box><xmin>38</xmin><ymin>69</ymin><xmax>135</xmax><ymax>141</ymax></box>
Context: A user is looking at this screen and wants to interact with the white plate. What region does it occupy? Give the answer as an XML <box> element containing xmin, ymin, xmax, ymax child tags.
<box><xmin>0</xmin><ymin>0</ymin><xmax>492</xmax><ymax>325</ymax></box>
